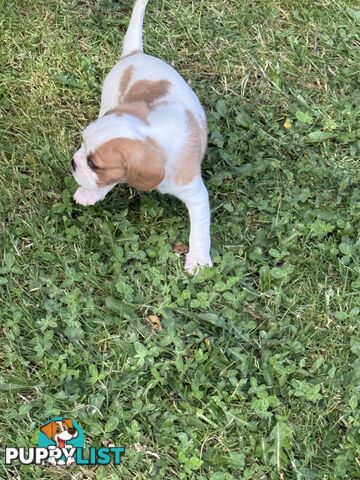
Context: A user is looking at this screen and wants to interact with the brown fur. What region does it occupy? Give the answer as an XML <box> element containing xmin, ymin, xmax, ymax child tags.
<box><xmin>121</xmin><ymin>50</ymin><xmax>142</xmax><ymax>60</ymax></box>
<box><xmin>94</xmin><ymin>137</ymin><xmax>165</xmax><ymax>191</ymax></box>
<box><xmin>174</xmin><ymin>110</ymin><xmax>208</xmax><ymax>185</ymax></box>
<box><xmin>123</xmin><ymin>79</ymin><xmax>170</xmax><ymax>105</ymax></box>
<box><xmin>118</xmin><ymin>65</ymin><xmax>170</xmax><ymax>109</ymax></box>
<box><xmin>104</xmin><ymin>101</ymin><xmax>150</xmax><ymax>123</ymax></box>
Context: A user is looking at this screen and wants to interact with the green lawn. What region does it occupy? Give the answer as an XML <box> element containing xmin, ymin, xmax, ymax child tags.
<box><xmin>1</xmin><ymin>0</ymin><xmax>360</xmax><ymax>478</ymax></box>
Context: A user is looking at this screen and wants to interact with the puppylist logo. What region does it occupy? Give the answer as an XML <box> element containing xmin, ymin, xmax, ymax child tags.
<box><xmin>5</xmin><ymin>417</ymin><xmax>125</xmax><ymax>466</ymax></box>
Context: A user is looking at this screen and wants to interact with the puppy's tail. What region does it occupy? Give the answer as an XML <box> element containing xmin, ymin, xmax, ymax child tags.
<box><xmin>122</xmin><ymin>0</ymin><xmax>150</xmax><ymax>57</ymax></box>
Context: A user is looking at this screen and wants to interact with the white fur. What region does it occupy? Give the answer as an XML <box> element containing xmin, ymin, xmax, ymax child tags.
<box><xmin>99</xmin><ymin>54</ymin><xmax>205</xmax><ymax>120</ymax></box>
<box><xmin>74</xmin><ymin>185</ymin><xmax>115</xmax><ymax>205</ymax></box>
<box><xmin>170</xmin><ymin>177</ymin><xmax>212</xmax><ymax>273</ymax></box>
<box><xmin>122</xmin><ymin>0</ymin><xmax>149</xmax><ymax>56</ymax></box>
<box><xmin>72</xmin><ymin>0</ymin><xmax>212</xmax><ymax>273</ymax></box>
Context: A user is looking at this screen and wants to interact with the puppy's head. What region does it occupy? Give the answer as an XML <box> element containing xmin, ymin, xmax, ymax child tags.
<box><xmin>72</xmin><ymin>115</ymin><xmax>165</xmax><ymax>191</ymax></box>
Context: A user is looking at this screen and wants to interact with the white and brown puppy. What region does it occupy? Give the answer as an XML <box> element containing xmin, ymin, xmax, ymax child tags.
<box><xmin>72</xmin><ymin>0</ymin><xmax>212</xmax><ymax>273</ymax></box>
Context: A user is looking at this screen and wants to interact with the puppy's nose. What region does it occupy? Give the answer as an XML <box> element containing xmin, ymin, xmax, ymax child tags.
<box><xmin>68</xmin><ymin>428</ymin><xmax>77</xmax><ymax>435</ymax></box>
<box><xmin>71</xmin><ymin>159</ymin><xmax>76</xmax><ymax>171</ymax></box>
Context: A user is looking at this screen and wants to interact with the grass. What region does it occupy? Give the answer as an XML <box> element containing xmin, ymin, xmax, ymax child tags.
<box><xmin>1</xmin><ymin>0</ymin><xmax>360</xmax><ymax>478</ymax></box>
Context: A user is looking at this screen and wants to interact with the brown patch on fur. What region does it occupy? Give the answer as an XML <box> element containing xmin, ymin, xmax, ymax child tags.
<box><xmin>119</xmin><ymin>66</ymin><xmax>134</xmax><ymax>100</ymax></box>
<box><xmin>104</xmin><ymin>101</ymin><xmax>150</xmax><ymax>123</ymax></box>
<box><xmin>94</xmin><ymin>137</ymin><xmax>165</xmax><ymax>191</ymax></box>
<box><xmin>121</xmin><ymin>49</ymin><xmax>142</xmax><ymax>60</ymax></box>
<box><xmin>174</xmin><ymin>110</ymin><xmax>208</xmax><ymax>185</ymax></box>
<box><xmin>123</xmin><ymin>79</ymin><xmax>170</xmax><ymax>105</ymax></box>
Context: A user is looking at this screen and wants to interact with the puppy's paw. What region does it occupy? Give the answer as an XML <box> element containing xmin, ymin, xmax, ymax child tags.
<box><xmin>185</xmin><ymin>253</ymin><xmax>212</xmax><ymax>275</ymax></box>
<box><xmin>73</xmin><ymin>187</ymin><xmax>105</xmax><ymax>206</ymax></box>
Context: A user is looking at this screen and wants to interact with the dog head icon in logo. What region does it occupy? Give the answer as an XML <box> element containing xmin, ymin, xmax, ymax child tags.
<box><xmin>39</xmin><ymin>418</ymin><xmax>84</xmax><ymax>449</ymax></box>
<box><xmin>40</xmin><ymin>418</ymin><xmax>79</xmax><ymax>448</ymax></box>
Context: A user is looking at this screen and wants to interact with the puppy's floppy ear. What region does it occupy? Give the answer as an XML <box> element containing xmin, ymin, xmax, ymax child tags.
<box><xmin>94</xmin><ymin>138</ymin><xmax>165</xmax><ymax>190</ymax></box>
<box><xmin>62</xmin><ymin>418</ymin><xmax>73</xmax><ymax>429</ymax></box>
<box><xmin>40</xmin><ymin>422</ymin><xmax>56</xmax><ymax>439</ymax></box>
<box><xmin>125</xmin><ymin>138</ymin><xmax>165</xmax><ymax>191</ymax></box>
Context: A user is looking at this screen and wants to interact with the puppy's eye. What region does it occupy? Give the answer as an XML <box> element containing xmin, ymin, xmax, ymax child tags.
<box><xmin>56</xmin><ymin>427</ymin><xmax>61</xmax><ymax>432</ymax></box>
<box><xmin>87</xmin><ymin>154</ymin><xmax>99</xmax><ymax>171</ymax></box>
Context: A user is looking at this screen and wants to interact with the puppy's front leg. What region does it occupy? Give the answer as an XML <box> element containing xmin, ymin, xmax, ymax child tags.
<box><xmin>74</xmin><ymin>184</ymin><xmax>115</xmax><ymax>206</ymax></box>
<box><xmin>174</xmin><ymin>177</ymin><xmax>212</xmax><ymax>274</ymax></box>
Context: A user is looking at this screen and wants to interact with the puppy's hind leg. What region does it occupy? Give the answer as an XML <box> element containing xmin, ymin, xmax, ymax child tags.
<box><xmin>121</xmin><ymin>0</ymin><xmax>150</xmax><ymax>57</ymax></box>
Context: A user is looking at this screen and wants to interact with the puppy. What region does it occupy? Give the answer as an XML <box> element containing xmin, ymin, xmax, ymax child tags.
<box><xmin>72</xmin><ymin>0</ymin><xmax>212</xmax><ymax>273</ymax></box>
